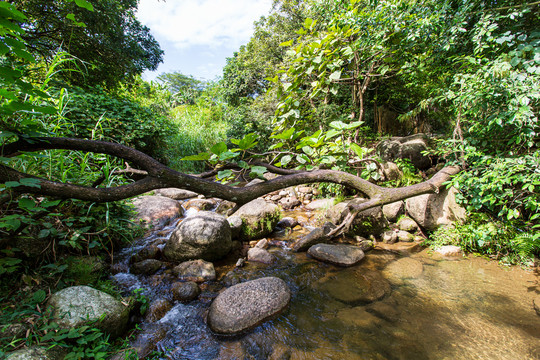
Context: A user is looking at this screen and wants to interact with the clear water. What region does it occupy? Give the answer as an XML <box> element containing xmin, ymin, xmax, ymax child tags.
<box><xmin>113</xmin><ymin>207</ymin><xmax>540</xmax><ymax>360</ymax></box>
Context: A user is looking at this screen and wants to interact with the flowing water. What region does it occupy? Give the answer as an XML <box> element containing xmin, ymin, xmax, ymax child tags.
<box><xmin>112</xmin><ymin>204</ymin><xmax>540</xmax><ymax>360</ymax></box>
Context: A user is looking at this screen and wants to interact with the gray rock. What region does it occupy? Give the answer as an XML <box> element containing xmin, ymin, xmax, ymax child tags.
<box><xmin>132</xmin><ymin>195</ymin><xmax>182</xmax><ymax>227</ymax></box>
<box><xmin>376</xmin><ymin>133</ymin><xmax>432</xmax><ymax>170</ymax></box>
<box><xmin>163</xmin><ymin>211</ymin><xmax>232</xmax><ymax>262</ymax></box>
<box><xmin>355</xmin><ymin>236</ymin><xmax>375</xmax><ymax>251</ymax></box>
<box><xmin>435</xmin><ymin>245</ymin><xmax>462</xmax><ymax>257</ymax></box>
<box><xmin>184</xmin><ymin>198</ymin><xmax>216</xmax><ymax>211</ymax></box>
<box><xmin>231</xmin><ymin>199</ymin><xmax>281</xmax><ymax>240</ymax></box>
<box><xmin>381</xmin><ymin>161</ymin><xmax>403</xmax><ymax>181</ymax></box>
<box><xmin>304</xmin><ymin>198</ymin><xmax>335</xmax><ymax>211</ymax></box>
<box><xmin>255</xmin><ymin>238</ymin><xmax>268</xmax><ymax>249</ymax></box>
<box><xmin>227</xmin><ymin>215</ymin><xmax>243</xmax><ymax>239</ymax></box>
<box><xmin>5</xmin><ymin>346</ymin><xmax>65</xmax><ymax>360</ymax></box>
<box><xmin>215</xmin><ymin>200</ymin><xmax>237</xmax><ymax>216</ymax></box>
<box><xmin>279</xmin><ymin>196</ymin><xmax>301</xmax><ymax>210</ymax></box>
<box><xmin>382</xmin><ymin>201</ymin><xmax>404</xmax><ymax>222</ymax></box>
<box><xmin>397</xmin><ymin>216</ymin><xmax>419</xmax><ymax>232</ymax></box>
<box><xmin>406</xmin><ymin>186</ymin><xmax>466</xmax><ymax>231</ymax></box>
<box><xmin>382</xmin><ymin>230</ymin><xmax>398</xmax><ymax>244</ymax></box>
<box><xmin>247</xmin><ymin>247</ymin><xmax>275</xmax><ymax>264</ymax></box>
<box><xmin>130</xmin><ymin>259</ymin><xmax>162</xmax><ymax>275</ymax></box>
<box><xmin>154</xmin><ymin>188</ymin><xmax>198</xmax><ymax>200</ymax></box>
<box><xmin>396</xmin><ymin>230</ymin><xmax>415</xmax><ymax>242</ymax></box>
<box><xmin>1</xmin><ymin>323</ymin><xmax>27</xmax><ymax>339</ymax></box>
<box><xmin>291</xmin><ymin>222</ymin><xmax>336</xmax><ymax>252</ymax></box>
<box><xmin>130</xmin><ymin>245</ymin><xmax>160</xmax><ymax>263</ymax></box>
<box><xmin>307</xmin><ymin>244</ymin><xmax>365</xmax><ymax>267</ymax></box>
<box><xmin>47</xmin><ymin>286</ymin><xmax>129</xmax><ymax>338</ymax></box>
<box><xmin>317</xmin><ymin>269</ymin><xmax>391</xmax><ymax>304</ymax></box>
<box><xmin>173</xmin><ymin>259</ymin><xmax>216</xmax><ymax>282</ymax></box>
<box><xmin>277</xmin><ymin>217</ymin><xmax>297</xmax><ymax>228</ymax></box>
<box><xmin>207</xmin><ymin>277</ymin><xmax>291</xmax><ymax>335</ymax></box>
<box><xmin>171</xmin><ymin>281</ymin><xmax>200</xmax><ymax>302</ymax></box>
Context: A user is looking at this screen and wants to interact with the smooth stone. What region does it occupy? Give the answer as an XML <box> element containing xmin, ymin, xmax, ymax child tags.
<box><xmin>397</xmin><ymin>216</ymin><xmax>419</xmax><ymax>232</ymax></box>
<box><xmin>47</xmin><ymin>286</ymin><xmax>129</xmax><ymax>338</ymax></box>
<box><xmin>277</xmin><ymin>217</ymin><xmax>298</xmax><ymax>228</ymax></box>
<box><xmin>247</xmin><ymin>247</ymin><xmax>275</xmax><ymax>264</ymax></box>
<box><xmin>227</xmin><ymin>215</ymin><xmax>243</xmax><ymax>239</ymax></box>
<box><xmin>435</xmin><ymin>245</ymin><xmax>463</xmax><ymax>257</ymax></box>
<box><xmin>382</xmin><ymin>230</ymin><xmax>398</xmax><ymax>244</ymax></box>
<box><xmin>171</xmin><ymin>281</ymin><xmax>200</xmax><ymax>302</ymax></box>
<box><xmin>154</xmin><ymin>188</ymin><xmax>198</xmax><ymax>200</ymax></box>
<box><xmin>230</xmin><ymin>199</ymin><xmax>281</xmax><ymax>240</ymax></box>
<box><xmin>255</xmin><ymin>238</ymin><xmax>268</xmax><ymax>249</ymax></box>
<box><xmin>132</xmin><ymin>195</ymin><xmax>182</xmax><ymax>227</ymax></box>
<box><xmin>215</xmin><ymin>200</ymin><xmax>237</xmax><ymax>216</ymax></box>
<box><xmin>305</xmin><ymin>198</ymin><xmax>335</xmax><ymax>211</ymax></box>
<box><xmin>130</xmin><ymin>259</ymin><xmax>162</xmax><ymax>275</ymax></box>
<box><xmin>184</xmin><ymin>198</ymin><xmax>215</xmax><ymax>211</ymax></box>
<box><xmin>207</xmin><ymin>277</ymin><xmax>291</xmax><ymax>335</ymax></box>
<box><xmin>307</xmin><ymin>243</ymin><xmax>365</xmax><ymax>267</ymax></box>
<box><xmin>317</xmin><ymin>269</ymin><xmax>391</xmax><ymax>305</ymax></box>
<box><xmin>396</xmin><ymin>230</ymin><xmax>415</xmax><ymax>242</ymax></box>
<box><xmin>279</xmin><ymin>196</ymin><xmax>301</xmax><ymax>210</ymax></box>
<box><xmin>163</xmin><ymin>211</ymin><xmax>232</xmax><ymax>262</ymax></box>
<box><xmin>130</xmin><ymin>245</ymin><xmax>160</xmax><ymax>263</ymax></box>
<box><xmin>291</xmin><ymin>222</ymin><xmax>336</xmax><ymax>252</ymax></box>
<box><xmin>5</xmin><ymin>347</ymin><xmax>66</xmax><ymax>360</ymax></box>
<box><xmin>382</xmin><ymin>201</ymin><xmax>404</xmax><ymax>222</ymax></box>
<box><xmin>173</xmin><ymin>259</ymin><xmax>216</xmax><ymax>283</ymax></box>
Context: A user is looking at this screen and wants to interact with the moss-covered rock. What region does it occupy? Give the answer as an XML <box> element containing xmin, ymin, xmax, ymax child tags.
<box><xmin>230</xmin><ymin>199</ymin><xmax>281</xmax><ymax>241</ymax></box>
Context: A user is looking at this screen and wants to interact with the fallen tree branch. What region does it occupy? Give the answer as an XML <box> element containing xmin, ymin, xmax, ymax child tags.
<box><xmin>1</xmin><ymin>137</ymin><xmax>460</xmax><ymax>210</ymax></box>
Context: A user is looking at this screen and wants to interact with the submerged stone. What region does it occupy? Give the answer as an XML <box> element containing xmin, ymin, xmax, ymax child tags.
<box><xmin>307</xmin><ymin>243</ymin><xmax>365</xmax><ymax>267</ymax></box>
<box><xmin>317</xmin><ymin>269</ymin><xmax>391</xmax><ymax>305</ymax></box>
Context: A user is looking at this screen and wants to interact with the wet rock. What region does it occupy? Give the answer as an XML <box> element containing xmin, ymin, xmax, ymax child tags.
<box><xmin>396</xmin><ymin>230</ymin><xmax>415</xmax><ymax>242</ymax></box>
<box><xmin>163</xmin><ymin>211</ymin><xmax>232</xmax><ymax>262</ymax></box>
<box><xmin>305</xmin><ymin>198</ymin><xmax>335</xmax><ymax>211</ymax></box>
<box><xmin>435</xmin><ymin>245</ymin><xmax>463</xmax><ymax>257</ymax></box>
<box><xmin>382</xmin><ymin>161</ymin><xmax>403</xmax><ymax>181</ymax></box>
<box><xmin>406</xmin><ymin>186</ymin><xmax>466</xmax><ymax>231</ymax></box>
<box><xmin>218</xmin><ymin>341</ymin><xmax>245</xmax><ymax>360</ymax></box>
<box><xmin>382</xmin><ymin>201</ymin><xmax>404</xmax><ymax>222</ymax></box>
<box><xmin>215</xmin><ymin>200</ymin><xmax>237</xmax><ymax>216</ymax></box>
<box><xmin>355</xmin><ymin>236</ymin><xmax>375</xmax><ymax>252</ymax></box>
<box><xmin>235</xmin><ymin>258</ymin><xmax>245</xmax><ymax>268</ymax></box>
<box><xmin>184</xmin><ymin>198</ymin><xmax>215</xmax><ymax>211</ymax></box>
<box><xmin>231</xmin><ymin>199</ymin><xmax>281</xmax><ymax>240</ymax></box>
<box><xmin>222</xmin><ymin>271</ymin><xmax>241</xmax><ymax>287</ymax></box>
<box><xmin>130</xmin><ymin>245</ymin><xmax>160</xmax><ymax>263</ymax></box>
<box><xmin>5</xmin><ymin>346</ymin><xmax>66</xmax><ymax>360</ymax></box>
<box><xmin>47</xmin><ymin>286</ymin><xmax>129</xmax><ymax>338</ymax></box>
<box><xmin>269</xmin><ymin>343</ymin><xmax>292</xmax><ymax>360</ymax></box>
<box><xmin>154</xmin><ymin>188</ymin><xmax>198</xmax><ymax>200</ymax></box>
<box><xmin>117</xmin><ymin>323</ymin><xmax>168</xmax><ymax>359</ymax></box>
<box><xmin>279</xmin><ymin>196</ymin><xmax>301</xmax><ymax>210</ymax></box>
<box><xmin>247</xmin><ymin>247</ymin><xmax>275</xmax><ymax>264</ymax></box>
<box><xmin>207</xmin><ymin>277</ymin><xmax>291</xmax><ymax>335</ymax></box>
<box><xmin>366</xmin><ymin>300</ymin><xmax>401</xmax><ymax>322</ymax></box>
<box><xmin>307</xmin><ymin>244</ymin><xmax>365</xmax><ymax>267</ymax></box>
<box><xmin>145</xmin><ymin>298</ymin><xmax>172</xmax><ymax>322</ymax></box>
<box><xmin>255</xmin><ymin>238</ymin><xmax>268</xmax><ymax>249</ymax></box>
<box><xmin>318</xmin><ymin>269</ymin><xmax>391</xmax><ymax>304</ymax></box>
<box><xmin>171</xmin><ymin>281</ymin><xmax>200</xmax><ymax>302</ymax></box>
<box><xmin>383</xmin><ymin>258</ymin><xmax>424</xmax><ymax>283</ymax></box>
<box><xmin>173</xmin><ymin>259</ymin><xmax>216</xmax><ymax>283</ymax></box>
<box><xmin>130</xmin><ymin>259</ymin><xmax>162</xmax><ymax>275</ymax></box>
<box><xmin>277</xmin><ymin>217</ymin><xmax>297</xmax><ymax>228</ymax></box>
<box><xmin>376</xmin><ymin>133</ymin><xmax>432</xmax><ymax>170</ymax></box>
<box><xmin>397</xmin><ymin>216</ymin><xmax>419</xmax><ymax>232</ymax></box>
<box><xmin>291</xmin><ymin>222</ymin><xmax>336</xmax><ymax>252</ymax></box>
<box><xmin>382</xmin><ymin>230</ymin><xmax>398</xmax><ymax>244</ymax></box>
<box><xmin>132</xmin><ymin>195</ymin><xmax>182</xmax><ymax>227</ymax></box>
<box><xmin>336</xmin><ymin>306</ymin><xmax>382</xmax><ymax>328</ymax></box>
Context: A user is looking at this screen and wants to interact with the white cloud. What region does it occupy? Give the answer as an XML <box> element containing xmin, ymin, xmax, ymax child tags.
<box><xmin>136</xmin><ymin>0</ymin><xmax>273</xmax><ymax>49</ymax></box>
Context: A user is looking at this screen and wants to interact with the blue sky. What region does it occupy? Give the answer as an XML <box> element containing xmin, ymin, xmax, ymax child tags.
<box><xmin>136</xmin><ymin>0</ymin><xmax>274</xmax><ymax>82</ymax></box>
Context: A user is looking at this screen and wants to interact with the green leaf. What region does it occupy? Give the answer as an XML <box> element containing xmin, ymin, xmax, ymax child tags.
<box><xmin>74</xmin><ymin>0</ymin><xmax>94</xmax><ymax>11</ymax></box>
<box><xmin>210</xmin><ymin>142</ymin><xmax>227</xmax><ymax>155</ymax></box>
<box><xmin>219</xmin><ymin>151</ymin><xmax>239</xmax><ymax>161</ymax></box>
<box><xmin>350</xmin><ymin>143</ymin><xmax>366</xmax><ymax>158</ymax></box>
<box><xmin>329</xmin><ymin>70</ymin><xmax>341</xmax><ymax>81</ymax></box>
<box><xmin>271</xmin><ymin>127</ymin><xmax>296</xmax><ymax>140</ymax></box>
<box><xmin>280</xmin><ymin>154</ymin><xmax>292</xmax><ymax>166</ymax></box>
<box><xmin>217</xmin><ymin>169</ymin><xmax>233</xmax><ymax>179</ymax></box>
<box><xmin>279</xmin><ymin>39</ymin><xmax>293</xmax><ymax>47</ymax></box>
<box><xmin>18</xmin><ymin>198</ymin><xmax>36</xmax><ymax>210</ymax></box>
<box><xmin>249</xmin><ymin>166</ymin><xmax>267</xmax><ymax>179</ymax></box>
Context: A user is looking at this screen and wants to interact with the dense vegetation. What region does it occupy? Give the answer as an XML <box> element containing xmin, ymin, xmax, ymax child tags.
<box><xmin>0</xmin><ymin>0</ymin><xmax>538</xmax><ymax>357</ymax></box>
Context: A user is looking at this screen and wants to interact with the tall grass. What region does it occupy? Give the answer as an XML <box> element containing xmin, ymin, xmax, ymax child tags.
<box><xmin>165</xmin><ymin>104</ymin><xmax>229</xmax><ymax>173</ymax></box>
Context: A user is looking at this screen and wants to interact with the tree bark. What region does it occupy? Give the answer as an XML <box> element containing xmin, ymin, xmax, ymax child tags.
<box><xmin>1</xmin><ymin>137</ymin><xmax>460</xmax><ymax>210</ymax></box>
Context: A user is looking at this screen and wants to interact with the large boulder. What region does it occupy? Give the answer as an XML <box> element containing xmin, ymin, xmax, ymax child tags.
<box><xmin>154</xmin><ymin>188</ymin><xmax>198</xmax><ymax>200</ymax></box>
<box><xmin>207</xmin><ymin>277</ymin><xmax>291</xmax><ymax>335</ymax></box>
<box><xmin>376</xmin><ymin>133</ymin><xmax>432</xmax><ymax>170</ymax></box>
<box><xmin>307</xmin><ymin>244</ymin><xmax>365</xmax><ymax>267</ymax></box>
<box><xmin>405</xmin><ymin>186</ymin><xmax>466</xmax><ymax>231</ymax></box>
<box><xmin>326</xmin><ymin>199</ymin><xmax>388</xmax><ymax>238</ymax></box>
<box><xmin>47</xmin><ymin>286</ymin><xmax>129</xmax><ymax>338</ymax></box>
<box><xmin>230</xmin><ymin>199</ymin><xmax>281</xmax><ymax>240</ymax></box>
<box><xmin>163</xmin><ymin>211</ymin><xmax>232</xmax><ymax>262</ymax></box>
<box><xmin>132</xmin><ymin>195</ymin><xmax>183</xmax><ymax>227</ymax></box>
<box><xmin>382</xmin><ymin>201</ymin><xmax>404</xmax><ymax>222</ymax></box>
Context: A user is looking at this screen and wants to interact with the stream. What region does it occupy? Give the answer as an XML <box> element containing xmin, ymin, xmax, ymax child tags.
<box><xmin>112</xmin><ymin>200</ymin><xmax>540</xmax><ymax>360</ymax></box>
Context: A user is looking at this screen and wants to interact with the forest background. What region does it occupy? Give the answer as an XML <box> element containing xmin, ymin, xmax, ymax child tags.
<box><xmin>0</xmin><ymin>0</ymin><xmax>539</xmax><ymax>357</ymax></box>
